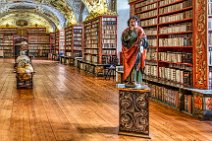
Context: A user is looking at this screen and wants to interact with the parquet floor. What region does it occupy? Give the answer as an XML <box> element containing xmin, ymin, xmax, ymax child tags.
<box><xmin>0</xmin><ymin>59</ymin><xmax>211</xmax><ymax>141</ymax></box>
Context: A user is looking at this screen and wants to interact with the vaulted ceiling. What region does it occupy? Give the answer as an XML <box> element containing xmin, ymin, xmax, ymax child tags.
<box><xmin>0</xmin><ymin>0</ymin><xmax>110</xmax><ymax>32</ymax></box>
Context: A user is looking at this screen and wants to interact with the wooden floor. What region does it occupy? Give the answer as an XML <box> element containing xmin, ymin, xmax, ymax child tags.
<box><xmin>0</xmin><ymin>59</ymin><xmax>211</xmax><ymax>141</ymax></box>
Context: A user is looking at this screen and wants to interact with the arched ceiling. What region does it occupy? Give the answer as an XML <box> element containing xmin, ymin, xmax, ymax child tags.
<box><xmin>0</xmin><ymin>0</ymin><xmax>113</xmax><ymax>32</ymax></box>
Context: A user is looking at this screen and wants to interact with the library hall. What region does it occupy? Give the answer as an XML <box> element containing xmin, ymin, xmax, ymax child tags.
<box><xmin>0</xmin><ymin>0</ymin><xmax>211</xmax><ymax>141</ymax></box>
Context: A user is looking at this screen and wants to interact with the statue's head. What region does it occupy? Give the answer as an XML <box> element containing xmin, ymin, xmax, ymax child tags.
<box><xmin>127</xmin><ymin>16</ymin><xmax>140</xmax><ymax>28</ymax></box>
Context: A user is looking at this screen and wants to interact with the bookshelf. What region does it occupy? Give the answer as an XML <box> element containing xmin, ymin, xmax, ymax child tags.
<box><xmin>0</xmin><ymin>34</ymin><xmax>4</xmax><ymax>57</ymax></box>
<box><xmin>55</xmin><ymin>31</ymin><xmax>60</xmax><ymax>55</ymax></box>
<box><xmin>3</xmin><ymin>33</ymin><xmax>14</xmax><ymax>58</ymax></box>
<box><xmin>83</xmin><ymin>15</ymin><xmax>117</xmax><ymax>64</ymax></box>
<box><xmin>59</xmin><ymin>29</ymin><xmax>65</xmax><ymax>55</ymax></box>
<box><xmin>50</xmin><ymin>32</ymin><xmax>56</xmax><ymax>54</ymax></box>
<box><xmin>65</xmin><ymin>25</ymin><xmax>83</xmax><ymax>57</ymax></box>
<box><xmin>130</xmin><ymin>0</ymin><xmax>212</xmax><ymax>120</ymax></box>
<box><xmin>27</xmin><ymin>28</ymin><xmax>50</xmax><ymax>58</ymax></box>
<box><xmin>28</xmin><ymin>34</ymin><xmax>50</xmax><ymax>57</ymax></box>
<box><xmin>130</xmin><ymin>0</ymin><xmax>193</xmax><ymax>88</ymax></box>
<box><xmin>0</xmin><ymin>28</ymin><xmax>17</xmax><ymax>58</ymax></box>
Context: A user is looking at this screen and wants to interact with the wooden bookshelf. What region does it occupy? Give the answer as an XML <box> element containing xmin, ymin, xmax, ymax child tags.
<box><xmin>83</xmin><ymin>15</ymin><xmax>117</xmax><ymax>64</ymax></box>
<box><xmin>130</xmin><ymin>0</ymin><xmax>212</xmax><ymax>120</ymax></box>
<box><xmin>27</xmin><ymin>28</ymin><xmax>50</xmax><ymax>58</ymax></box>
<box><xmin>3</xmin><ymin>33</ymin><xmax>14</xmax><ymax>58</ymax></box>
<box><xmin>55</xmin><ymin>31</ymin><xmax>60</xmax><ymax>55</ymax></box>
<box><xmin>0</xmin><ymin>28</ymin><xmax>17</xmax><ymax>58</ymax></box>
<box><xmin>50</xmin><ymin>32</ymin><xmax>56</xmax><ymax>54</ymax></box>
<box><xmin>65</xmin><ymin>25</ymin><xmax>83</xmax><ymax>57</ymax></box>
<box><xmin>130</xmin><ymin>0</ymin><xmax>193</xmax><ymax>87</ymax></box>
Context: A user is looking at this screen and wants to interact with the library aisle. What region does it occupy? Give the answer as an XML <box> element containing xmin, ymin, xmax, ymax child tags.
<box><xmin>0</xmin><ymin>59</ymin><xmax>211</xmax><ymax>141</ymax></box>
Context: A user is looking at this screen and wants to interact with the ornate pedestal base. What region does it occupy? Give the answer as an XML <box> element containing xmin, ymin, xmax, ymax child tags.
<box><xmin>118</xmin><ymin>85</ymin><xmax>150</xmax><ymax>138</ymax></box>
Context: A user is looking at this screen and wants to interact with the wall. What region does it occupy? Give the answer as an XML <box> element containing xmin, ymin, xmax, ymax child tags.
<box><xmin>117</xmin><ymin>0</ymin><xmax>130</xmax><ymax>61</ymax></box>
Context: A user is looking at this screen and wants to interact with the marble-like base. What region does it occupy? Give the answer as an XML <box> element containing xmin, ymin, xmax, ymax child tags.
<box><xmin>117</xmin><ymin>83</ymin><xmax>149</xmax><ymax>89</ymax></box>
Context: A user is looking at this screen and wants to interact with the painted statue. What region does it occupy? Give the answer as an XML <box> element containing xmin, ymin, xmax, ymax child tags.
<box><xmin>121</xmin><ymin>16</ymin><xmax>148</xmax><ymax>87</ymax></box>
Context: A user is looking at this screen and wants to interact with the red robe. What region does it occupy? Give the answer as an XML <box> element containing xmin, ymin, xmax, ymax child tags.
<box><xmin>122</xmin><ymin>26</ymin><xmax>146</xmax><ymax>81</ymax></box>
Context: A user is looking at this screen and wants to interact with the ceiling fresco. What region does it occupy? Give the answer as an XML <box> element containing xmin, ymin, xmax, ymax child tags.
<box><xmin>0</xmin><ymin>0</ymin><xmax>115</xmax><ymax>31</ymax></box>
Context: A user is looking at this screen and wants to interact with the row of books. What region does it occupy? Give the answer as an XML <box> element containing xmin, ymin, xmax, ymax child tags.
<box><xmin>208</xmin><ymin>47</ymin><xmax>212</xmax><ymax>65</ymax></box>
<box><xmin>73</xmin><ymin>47</ymin><xmax>82</xmax><ymax>50</ymax></box>
<box><xmin>102</xmin><ymin>39</ymin><xmax>116</xmax><ymax>44</ymax></box>
<box><xmin>28</xmin><ymin>45</ymin><xmax>50</xmax><ymax>50</ymax></box>
<box><xmin>28</xmin><ymin>36</ymin><xmax>49</xmax><ymax>43</ymax></box>
<box><xmin>103</xmin><ymin>29</ymin><xmax>116</xmax><ymax>34</ymax></box>
<box><xmin>145</xmin><ymin>27</ymin><xmax>157</xmax><ymax>35</ymax></box>
<box><xmin>0</xmin><ymin>28</ymin><xmax>17</xmax><ymax>34</ymax></box>
<box><xmin>29</xmin><ymin>49</ymin><xmax>49</xmax><ymax>52</ymax></box>
<box><xmin>92</xmin><ymin>20</ymin><xmax>99</xmax><ymax>24</ymax></box>
<box><xmin>144</xmin><ymin>64</ymin><xmax>158</xmax><ymax>77</ymax></box>
<box><xmin>2</xmin><ymin>42</ymin><xmax>13</xmax><ymax>45</ymax></box>
<box><xmin>3</xmin><ymin>52</ymin><xmax>14</xmax><ymax>57</ymax></box>
<box><xmin>159</xmin><ymin>10</ymin><xmax>192</xmax><ymax>23</ymax></box>
<box><xmin>65</xmin><ymin>47</ymin><xmax>72</xmax><ymax>50</ymax></box>
<box><xmin>92</xmin><ymin>56</ymin><xmax>98</xmax><ymax>63</ymax></box>
<box><xmin>159</xmin><ymin>0</ymin><xmax>180</xmax><ymax>7</ymax></box>
<box><xmin>73</xmin><ymin>29</ymin><xmax>82</xmax><ymax>33</ymax></box>
<box><xmin>66</xmin><ymin>52</ymin><xmax>72</xmax><ymax>57</ymax></box>
<box><xmin>159</xmin><ymin>35</ymin><xmax>192</xmax><ymax>46</ymax></box>
<box><xmin>208</xmin><ymin>3</ymin><xmax>212</xmax><ymax>15</ymax></box>
<box><xmin>148</xmin><ymin>83</ymin><xmax>181</xmax><ymax>108</ymax></box>
<box><xmin>146</xmin><ymin>48</ymin><xmax>157</xmax><ymax>60</ymax></box>
<box><xmin>103</xmin><ymin>25</ymin><xmax>116</xmax><ymax>30</ymax></box>
<box><xmin>102</xmin><ymin>21</ymin><xmax>116</xmax><ymax>25</ymax></box>
<box><xmin>135</xmin><ymin>3</ymin><xmax>157</xmax><ymax>13</ymax></box>
<box><xmin>86</xmin><ymin>36</ymin><xmax>98</xmax><ymax>40</ymax></box>
<box><xmin>3</xmin><ymin>46</ymin><xmax>13</xmax><ymax>50</ymax></box>
<box><xmin>148</xmin><ymin>38</ymin><xmax>157</xmax><ymax>46</ymax></box>
<box><xmin>85</xmin><ymin>41</ymin><xmax>98</xmax><ymax>45</ymax></box>
<box><xmin>158</xmin><ymin>52</ymin><xmax>192</xmax><ymax>63</ymax></box>
<box><xmin>102</xmin><ymin>55</ymin><xmax>117</xmax><ymax>64</ymax></box>
<box><xmin>209</xmin><ymin>67</ymin><xmax>212</xmax><ymax>89</ymax></box>
<box><xmin>102</xmin><ymin>50</ymin><xmax>116</xmax><ymax>55</ymax></box>
<box><xmin>159</xmin><ymin>22</ymin><xmax>192</xmax><ymax>34</ymax></box>
<box><xmin>85</xmin><ymin>49</ymin><xmax>98</xmax><ymax>54</ymax></box>
<box><xmin>66</xmin><ymin>38</ymin><xmax>72</xmax><ymax>42</ymax></box>
<box><xmin>102</xmin><ymin>35</ymin><xmax>116</xmax><ymax>39</ymax></box>
<box><xmin>66</xmin><ymin>42</ymin><xmax>72</xmax><ymax>46</ymax></box>
<box><xmin>74</xmin><ymin>41</ymin><xmax>82</xmax><ymax>45</ymax></box>
<box><xmin>3</xmin><ymin>36</ymin><xmax>13</xmax><ymax>40</ymax></box>
<box><xmin>159</xmin><ymin>66</ymin><xmax>192</xmax><ymax>86</ymax></box>
<box><xmin>102</xmin><ymin>18</ymin><xmax>116</xmax><ymax>22</ymax></box>
<box><xmin>209</xmin><ymin>18</ymin><xmax>212</xmax><ymax>30</ymax></box>
<box><xmin>208</xmin><ymin>33</ymin><xmax>212</xmax><ymax>45</ymax></box>
<box><xmin>66</xmin><ymin>35</ymin><xmax>72</xmax><ymax>39</ymax></box>
<box><xmin>159</xmin><ymin>0</ymin><xmax>192</xmax><ymax>14</ymax></box>
<box><xmin>66</xmin><ymin>31</ymin><xmax>72</xmax><ymax>35</ymax></box>
<box><xmin>73</xmin><ymin>38</ymin><xmax>81</xmax><ymax>41</ymax></box>
<box><xmin>140</xmin><ymin>18</ymin><xmax>157</xmax><ymax>26</ymax></box>
<box><xmin>74</xmin><ymin>34</ymin><xmax>82</xmax><ymax>37</ymax></box>
<box><xmin>85</xmin><ymin>54</ymin><xmax>92</xmax><ymax>62</ymax></box>
<box><xmin>102</xmin><ymin>43</ymin><xmax>116</xmax><ymax>49</ymax></box>
<box><xmin>85</xmin><ymin>44</ymin><xmax>98</xmax><ymax>48</ymax></box>
<box><xmin>139</xmin><ymin>9</ymin><xmax>157</xmax><ymax>19</ymax></box>
<box><xmin>135</xmin><ymin>0</ymin><xmax>157</xmax><ymax>8</ymax></box>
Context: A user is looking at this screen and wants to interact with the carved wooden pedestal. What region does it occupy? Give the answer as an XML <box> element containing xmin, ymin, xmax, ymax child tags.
<box><xmin>118</xmin><ymin>86</ymin><xmax>150</xmax><ymax>138</ymax></box>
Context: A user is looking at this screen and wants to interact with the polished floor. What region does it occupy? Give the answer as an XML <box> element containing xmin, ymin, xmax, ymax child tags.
<box><xmin>0</xmin><ymin>59</ymin><xmax>211</xmax><ymax>141</ymax></box>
